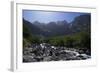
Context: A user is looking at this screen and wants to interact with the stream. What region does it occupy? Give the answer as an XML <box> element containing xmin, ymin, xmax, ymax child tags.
<box><xmin>23</xmin><ymin>43</ymin><xmax>91</xmax><ymax>62</ymax></box>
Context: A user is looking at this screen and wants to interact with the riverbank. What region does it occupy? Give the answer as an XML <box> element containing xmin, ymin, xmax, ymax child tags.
<box><xmin>23</xmin><ymin>43</ymin><xmax>91</xmax><ymax>62</ymax></box>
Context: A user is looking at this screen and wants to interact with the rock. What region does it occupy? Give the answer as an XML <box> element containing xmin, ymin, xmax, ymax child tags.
<box><xmin>77</xmin><ymin>54</ymin><xmax>91</xmax><ymax>59</ymax></box>
<box><xmin>23</xmin><ymin>55</ymin><xmax>37</xmax><ymax>62</ymax></box>
<box><xmin>51</xmin><ymin>46</ymin><xmax>57</xmax><ymax>49</ymax></box>
<box><xmin>43</xmin><ymin>56</ymin><xmax>52</xmax><ymax>61</ymax></box>
<box><xmin>23</xmin><ymin>43</ymin><xmax>91</xmax><ymax>62</ymax></box>
<box><xmin>34</xmin><ymin>56</ymin><xmax>43</xmax><ymax>61</ymax></box>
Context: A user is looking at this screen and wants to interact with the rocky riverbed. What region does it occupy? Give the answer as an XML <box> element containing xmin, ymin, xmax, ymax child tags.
<box><xmin>23</xmin><ymin>43</ymin><xmax>91</xmax><ymax>62</ymax></box>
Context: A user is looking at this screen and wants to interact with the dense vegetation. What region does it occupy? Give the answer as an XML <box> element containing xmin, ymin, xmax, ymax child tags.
<box><xmin>23</xmin><ymin>27</ymin><xmax>90</xmax><ymax>49</ymax></box>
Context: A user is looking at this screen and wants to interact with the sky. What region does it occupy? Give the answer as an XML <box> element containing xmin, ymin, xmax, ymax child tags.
<box><xmin>23</xmin><ymin>10</ymin><xmax>90</xmax><ymax>23</ymax></box>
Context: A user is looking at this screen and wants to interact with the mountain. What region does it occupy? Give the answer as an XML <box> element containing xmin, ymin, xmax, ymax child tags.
<box><xmin>46</xmin><ymin>20</ymin><xmax>70</xmax><ymax>36</ymax></box>
<box><xmin>23</xmin><ymin>14</ymin><xmax>90</xmax><ymax>37</ymax></box>
<box><xmin>23</xmin><ymin>19</ymin><xmax>44</xmax><ymax>36</ymax></box>
<box><xmin>32</xmin><ymin>20</ymin><xmax>70</xmax><ymax>37</ymax></box>
<box><xmin>70</xmin><ymin>14</ymin><xmax>91</xmax><ymax>34</ymax></box>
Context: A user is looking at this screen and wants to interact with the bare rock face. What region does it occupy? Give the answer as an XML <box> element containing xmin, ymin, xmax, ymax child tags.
<box><xmin>23</xmin><ymin>43</ymin><xmax>91</xmax><ymax>62</ymax></box>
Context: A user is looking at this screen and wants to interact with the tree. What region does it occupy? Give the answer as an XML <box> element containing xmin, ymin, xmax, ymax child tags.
<box><xmin>64</xmin><ymin>36</ymin><xmax>75</xmax><ymax>47</ymax></box>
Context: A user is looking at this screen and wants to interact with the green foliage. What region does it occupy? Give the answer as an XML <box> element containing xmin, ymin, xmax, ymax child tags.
<box><xmin>63</xmin><ymin>36</ymin><xmax>75</xmax><ymax>48</ymax></box>
<box><xmin>23</xmin><ymin>22</ymin><xmax>40</xmax><ymax>47</ymax></box>
<box><xmin>48</xmin><ymin>38</ymin><xmax>63</xmax><ymax>46</ymax></box>
<box><xmin>44</xmin><ymin>31</ymin><xmax>90</xmax><ymax>49</ymax></box>
<box><xmin>71</xmin><ymin>31</ymin><xmax>91</xmax><ymax>49</ymax></box>
<box><xmin>23</xmin><ymin>38</ymin><xmax>32</xmax><ymax>48</ymax></box>
<box><xmin>77</xmin><ymin>31</ymin><xmax>91</xmax><ymax>49</ymax></box>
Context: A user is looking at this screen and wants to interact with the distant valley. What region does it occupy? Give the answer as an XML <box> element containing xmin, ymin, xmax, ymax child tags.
<box><xmin>23</xmin><ymin>14</ymin><xmax>90</xmax><ymax>37</ymax></box>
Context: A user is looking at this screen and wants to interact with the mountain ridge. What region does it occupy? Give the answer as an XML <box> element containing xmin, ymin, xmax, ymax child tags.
<box><xmin>23</xmin><ymin>14</ymin><xmax>91</xmax><ymax>37</ymax></box>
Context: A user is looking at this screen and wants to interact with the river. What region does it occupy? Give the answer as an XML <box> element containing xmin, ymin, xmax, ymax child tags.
<box><xmin>23</xmin><ymin>43</ymin><xmax>91</xmax><ymax>62</ymax></box>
